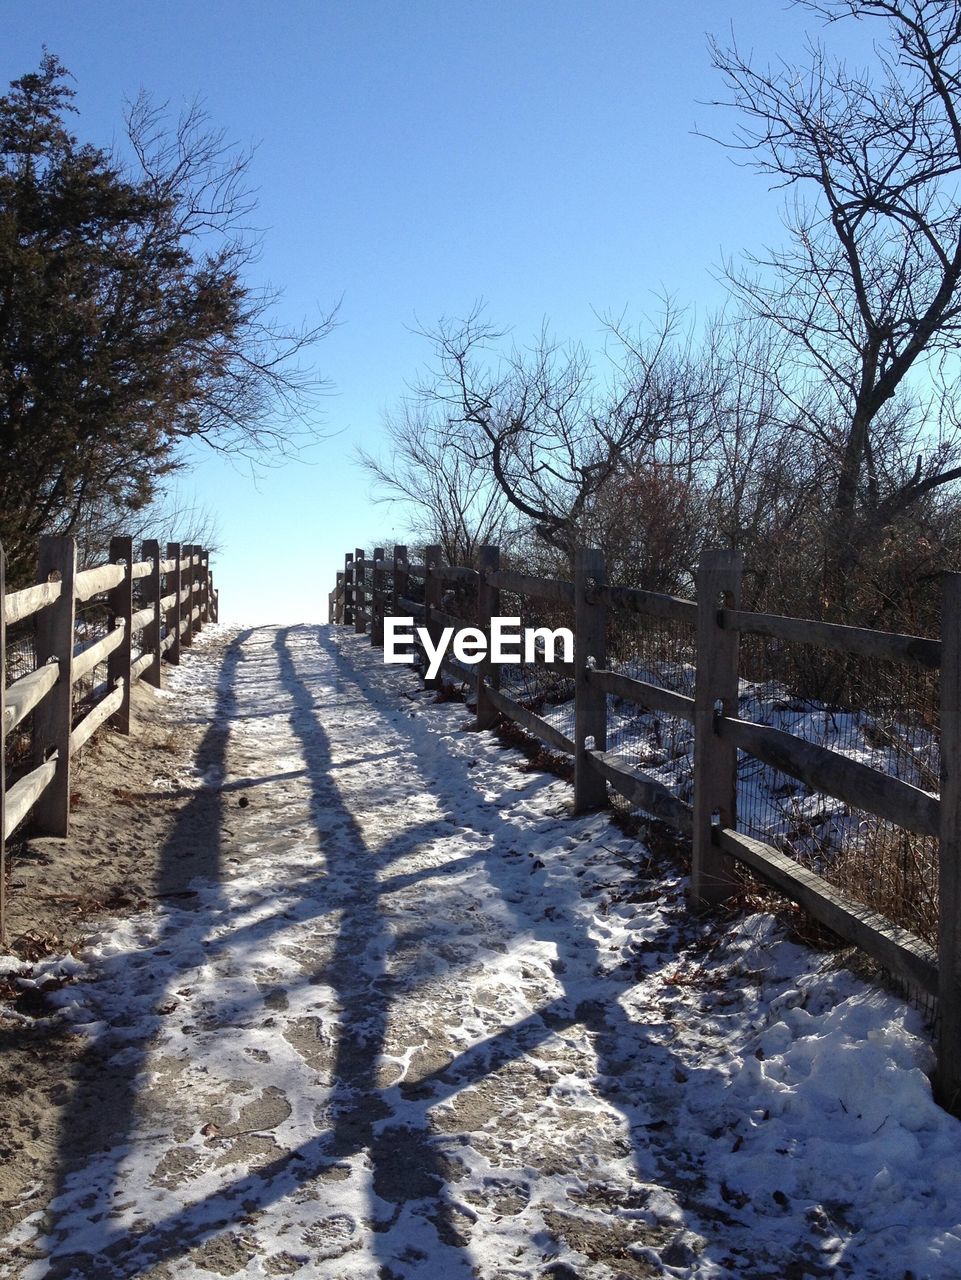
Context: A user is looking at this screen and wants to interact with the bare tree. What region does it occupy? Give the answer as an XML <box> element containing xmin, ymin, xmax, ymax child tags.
<box><xmin>582</xmin><ymin>464</ymin><xmax>706</xmax><ymax>593</ymax></box>
<box><xmin>409</xmin><ymin>301</ymin><xmax>714</xmax><ymax>567</ymax></box>
<box><xmin>124</xmin><ymin>92</ymin><xmax>340</xmax><ymax>462</ymax></box>
<box><xmin>355</xmin><ymin>403</ymin><xmax>514</xmax><ymax>566</ymax></box>
<box><xmin>694</xmin><ymin>315</ymin><xmax>823</xmax><ymax>606</ymax></box>
<box><xmin>708</xmin><ymin>0</ymin><xmax>961</xmax><ymax>606</ymax></box>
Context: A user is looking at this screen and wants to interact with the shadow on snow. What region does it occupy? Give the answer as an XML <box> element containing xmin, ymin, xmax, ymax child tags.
<box><xmin>32</xmin><ymin>624</ymin><xmax>734</xmax><ymax>1279</ymax></box>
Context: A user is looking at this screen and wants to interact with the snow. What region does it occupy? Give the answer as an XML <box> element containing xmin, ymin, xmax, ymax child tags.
<box><xmin>2</xmin><ymin>623</ymin><xmax>961</xmax><ymax>1279</ymax></box>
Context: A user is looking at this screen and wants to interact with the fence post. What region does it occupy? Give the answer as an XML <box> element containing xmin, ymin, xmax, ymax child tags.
<box><xmin>424</xmin><ymin>544</ymin><xmax>443</xmax><ymax>689</ymax></box>
<box><xmin>371</xmin><ymin>546</ymin><xmax>385</xmax><ymax>646</ymax></box>
<box><xmin>1</xmin><ymin>542</ymin><xmax>6</xmax><ymax>942</ymax></box>
<box><xmin>938</xmin><ymin>572</ymin><xmax>961</xmax><ymax>1112</ymax></box>
<box><xmin>191</xmin><ymin>546</ymin><xmax>203</xmax><ymax>637</ymax></box>
<box><xmin>393</xmin><ymin>545</ymin><xmax>408</xmax><ymax>612</ymax></box>
<box><xmin>32</xmin><ymin>536</ymin><xmax>77</xmax><ymax>837</ymax></box>
<box><xmin>343</xmin><ymin>552</ymin><xmax>354</xmax><ymax>627</ymax></box>
<box><xmin>108</xmin><ymin>537</ymin><xmax>133</xmax><ymax>733</ymax></box>
<box><xmin>200</xmin><ymin>549</ymin><xmax>210</xmax><ymax>625</ymax></box>
<box><xmin>691</xmin><ymin>548</ymin><xmax>742</xmax><ymax>907</ymax></box>
<box><xmin>166</xmin><ymin>542</ymin><xmax>182</xmax><ymax>665</ymax></box>
<box><xmin>476</xmin><ymin>544</ymin><xmax>501</xmax><ymax>730</ymax></box>
<box><xmin>195</xmin><ymin>548</ymin><xmax>204</xmax><ymax>626</ymax></box>
<box><xmin>333</xmin><ymin>571</ymin><xmax>344</xmax><ymax>624</ymax></box>
<box><xmin>180</xmin><ymin>550</ymin><xmax>195</xmax><ymax>650</ymax></box>
<box><xmin>181</xmin><ymin>547</ymin><xmax>194</xmax><ymax>650</ymax></box>
<box><xmin>184</xmin><ymin>545</ymin><xmax>193</xmax><ymax>638</ymax></box>
<box><xmin>210</xmin><ymin>571</ymin><xmax>219</xmax><ymax>623</ymax></box>
<box><xmin>142</xmin><ymin>539</ymin><xmax>162</xmax><ymax>688</ymax></box>
<box><xmin>354</xmin><ymin>547</ymin><xmax>366</xmax><ymax>634</ymax></box>
<box><xmin>574</xmin><ymin>547</ymin><xmax>608</xmax><ymax>812</ymax></box>
<box><xmin>393</xmin><ymin>546</ymin><xmax>409</xmax><ymax>659</ymax></box>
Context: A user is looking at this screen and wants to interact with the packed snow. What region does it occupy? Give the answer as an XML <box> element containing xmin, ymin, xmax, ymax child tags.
<box><xmin>2</xmin><ymin>623</ymin><xmax>960</xmax><ymax>1279</ymax></box>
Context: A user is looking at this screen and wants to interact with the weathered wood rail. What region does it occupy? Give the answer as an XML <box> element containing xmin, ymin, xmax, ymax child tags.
<box><xmin>1</xmin><ymin>536</ymin><xmax>218</xmax><ymax>940</ymax></box>
<box><xmin>331</xmin><ymin>542</ymin><xmax>961</xmax><ymax>1113</ymax></box>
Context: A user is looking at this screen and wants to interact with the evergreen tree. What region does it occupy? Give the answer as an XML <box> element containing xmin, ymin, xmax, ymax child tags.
<box><xmin>0</xmin><ymin>55</ymin><xmax>332</xmax><ymax>582</ymax></box>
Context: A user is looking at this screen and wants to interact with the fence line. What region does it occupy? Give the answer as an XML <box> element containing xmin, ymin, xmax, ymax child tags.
<box><xmin>330</xmin><ymin>542</ymin><xmax>961</xmax><ymax>1113</ymax></box>
<box><xmin>1</xmin><ymin>535</ymin><xmax>219</xmax><ymax>942</ymax></box>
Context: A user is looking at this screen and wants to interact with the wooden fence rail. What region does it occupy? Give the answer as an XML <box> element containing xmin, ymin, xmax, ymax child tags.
<box><xmin>330</xmin><ymin>541</ymin><xmax>961</xmax><ymax>1112</ymax></box>
<box><xmin>1</xmin><ymin>535</ymin><xmax>219</xmax><ymax>942</ymax></box>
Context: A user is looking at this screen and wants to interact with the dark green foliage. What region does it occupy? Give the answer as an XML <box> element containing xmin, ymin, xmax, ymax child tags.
<box><xmin>0</xmin><ymin>55</ymin><xmax>332</xmax><ymax>584</ymax></box>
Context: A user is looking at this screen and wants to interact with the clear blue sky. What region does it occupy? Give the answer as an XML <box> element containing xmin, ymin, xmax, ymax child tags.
<box><xmin>4</xmin><ymin>2</ymin><xmax>870</xmax><ymax>623</ymax></box>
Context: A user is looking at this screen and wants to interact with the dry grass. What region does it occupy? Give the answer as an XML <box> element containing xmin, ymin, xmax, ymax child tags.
<box><xmin>827</xmin><ymin>821</ymin><xmax>939</xmax><ymax>947</ymax></box>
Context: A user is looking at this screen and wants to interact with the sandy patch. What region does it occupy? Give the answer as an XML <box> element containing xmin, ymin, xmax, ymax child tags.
<box><xmin>0</xmin><ymin>631</ymin><xmax>234</xmax><ymax>1236</ymax></box>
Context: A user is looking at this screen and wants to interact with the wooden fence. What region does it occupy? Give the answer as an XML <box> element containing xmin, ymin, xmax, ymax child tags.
<box><xmin>1</xmin><ymin>536</ymin><xmax>218</xmax><ymax>941</ymax></box>
<box><xmin>331</xmin><ymin>543</ymin><xmax>961</xmax><ymax>1113</ymax></box>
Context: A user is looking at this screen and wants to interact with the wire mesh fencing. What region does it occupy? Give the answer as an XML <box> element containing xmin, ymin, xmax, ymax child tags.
<box><xmin>604</xmin><ymin>604</ymin><xmax>696</xmax><ymax>800</ymax></box>
<box><xmin>495</xmin><ymin>590</ymin><xmax>576</xmax><ymax>745</ymax></box>
<box><xmin>735</xmin><ymin>632</ymin><xmax>940</xmax><ymax>946</ymax></box>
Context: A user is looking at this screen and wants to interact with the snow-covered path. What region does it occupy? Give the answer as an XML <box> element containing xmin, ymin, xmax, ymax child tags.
<box><xmin>5</xmin><ymin>625</ymin><xmax>961</xmax><ymax>1279</ymax></box>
